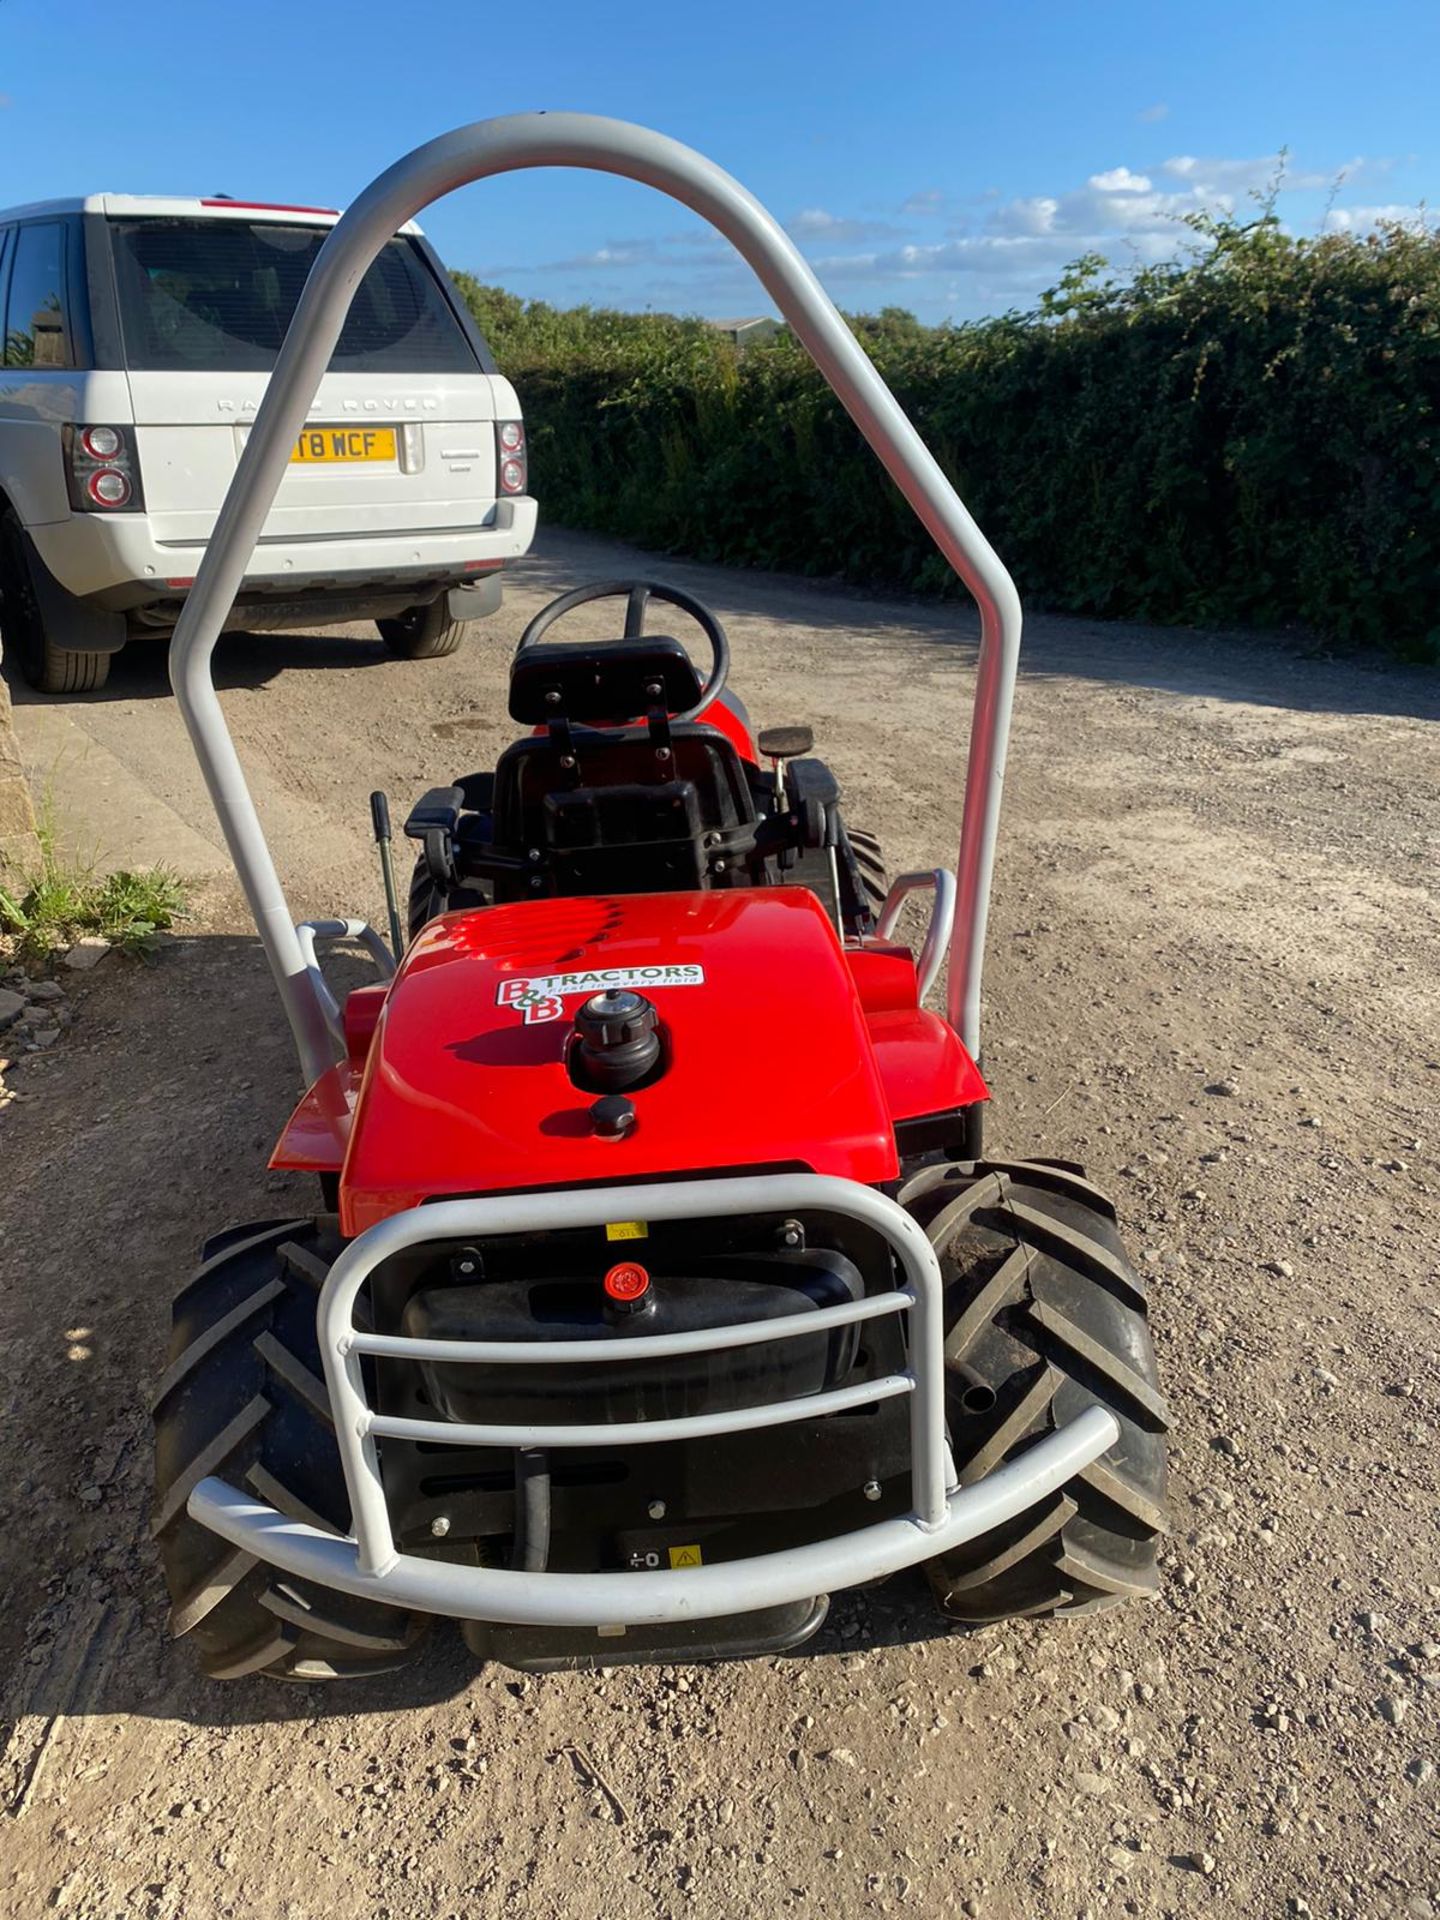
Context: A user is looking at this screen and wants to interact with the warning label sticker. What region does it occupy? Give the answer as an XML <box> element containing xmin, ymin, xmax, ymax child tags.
<box><xmin>496</xmin><ymin>963</ymin><xmax>706</xmax><ymax>1025</ymax></box>
<box><xmin>668</xmin><ymin>1544</ymin><xmax>704</xmax><ymax>1569</ymax></box>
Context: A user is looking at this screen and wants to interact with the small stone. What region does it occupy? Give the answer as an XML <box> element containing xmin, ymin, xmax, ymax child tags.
<box><xmin>819</xmin><ymin>1748</ymin><xmax>857</xmax><ymax>1767</ymax></box>
<box><xmin>1073</xmin><ymin>1771</ymin><xmax>1111</xmax><ymax>1797</ymax></box>
<box><xmin>26</xmin><ymin>1027</ymin><xmax>60</xmax><ymax>1049</ymax></box>
<box><xmin>0</xmin><ymin>989</ymin><xmax>25</xmax><ymax>1032</ymax></box>
<box><xmin>24</xmin><ymin>980</ymin><xmax>64</xmax><ymax>1003</ymax></box>
<box><xmin>1407</xmin><ymin>1757</ymin><xmax>1435</xmax><ymax>1788</ymax></box>
<box><xmin>1376</xmin><ymin>1694</ymin><xmax>1406</xmax><ymax>1725</ymax></box>
<box><xmin>1211</xmin><ymin>1434</ymin><xmax>1239</xmax><ymax>1456</ymax></box>
<box><xmin>1264</xmin><ymin>1259</ymin><xmax>1295</xmax><ymax>1278</ymax></box>
<box><xmin>63</xmin><ymin>938</ymin><xmax>111</xmax><ymax>972</ymax></box>
<box><xmin>77</xmin><ymin>1485</ymin><xmax>103</xmax><ymax>1507</ymax></box>
<box><xmin>1206</xmin><ymin>1079</ymin><xmax>1240</xmax><ymax>1096</ymax></box>
<box><xmin>1299</xmin><ymin>1115</ymin><xmax>1321</xmax><ymax>1128</ymax></box>
<box><xmin>1189</xmin><ymin>1852</ymin><xmax>1217</xmax><ymax>1876</ymax></box>
<box><xmin>1382</xmin><ymin>1160</ymin><xmax>1408</xmax><ymax>1174</ymax></box>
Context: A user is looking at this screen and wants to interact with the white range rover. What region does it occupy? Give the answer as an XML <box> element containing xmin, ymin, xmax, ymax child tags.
<box><xmin>0</xmin><ymin>195</ymin><xmax>536</xmax><ymax>693</ymax></box>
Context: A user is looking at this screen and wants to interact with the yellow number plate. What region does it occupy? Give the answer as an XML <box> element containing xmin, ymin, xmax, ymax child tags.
<box><xmin>291</xmin><ymin>426</ymin><xmax>397</xmax><ymax>464</ymax></box>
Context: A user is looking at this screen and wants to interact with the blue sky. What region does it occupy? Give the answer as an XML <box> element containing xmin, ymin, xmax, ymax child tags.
<box><xmin>3</xmin><ymin>0</ymin><xmax>1435</xmax><ymax>323</ymax></box>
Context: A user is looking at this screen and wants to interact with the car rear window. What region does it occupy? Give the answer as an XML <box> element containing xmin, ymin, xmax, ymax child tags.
<box><xmin>106</xmin><ymin>218</ymin><xmax>481</xmax><ymax>374</ymax></box>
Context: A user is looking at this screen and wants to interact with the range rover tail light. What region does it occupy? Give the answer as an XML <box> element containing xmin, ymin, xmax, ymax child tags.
<box><xmin>64</xmin><ymin>424</ymin><xmax>144</xmax><ymax>513</ymax></box>
<box><xmin>496</xmin><ymin>420</ymin><xmax>527</xmax><ymax>495</ymax></box>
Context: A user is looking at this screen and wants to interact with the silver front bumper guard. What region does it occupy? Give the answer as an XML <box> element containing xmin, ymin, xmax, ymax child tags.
<box><xmin>188</xmin><ymin>1174</ymin><xmax>1118</xmax><ymax>1626</ymax></box>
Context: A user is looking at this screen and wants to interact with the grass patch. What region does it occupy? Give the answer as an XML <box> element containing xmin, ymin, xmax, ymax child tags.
<box><xmin>0</xmin><ymin>813</ymin><xmax>187</xmax><ymax>969</ymax></box>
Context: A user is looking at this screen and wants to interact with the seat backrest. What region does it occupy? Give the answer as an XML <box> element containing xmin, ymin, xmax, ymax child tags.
<box><xmin>508</xmin><ymin>637</ymin><xmax>705</xmax><ymax>726</ymax></box>
<box><xmin>490</xmin><ymin>723</ymin><xmax>757</xmax><ymax>899</ymax></box>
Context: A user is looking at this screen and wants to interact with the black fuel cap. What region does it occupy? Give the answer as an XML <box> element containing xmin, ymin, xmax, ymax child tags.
<box><xmin>575</xmin><ymin>990</ymin><xmax>657</xmax><ymax>1047</ymax></box>
<box><xmin>573</xmin><ymin>991</ymin><xmax>661</xmax><ymax>1093</ymax></box>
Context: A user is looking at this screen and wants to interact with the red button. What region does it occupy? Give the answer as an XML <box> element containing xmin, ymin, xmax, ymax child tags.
<box><xmin>604</xmin><ymin>1261</ymin><xmax>650</xmax><ymax>1302</ymax></box>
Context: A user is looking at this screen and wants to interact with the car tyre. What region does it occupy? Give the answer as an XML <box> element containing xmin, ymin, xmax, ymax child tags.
<box><xmin>0</xmin><ymin>509</ymin><xmax>110</xmax><ymax>694</ymax></box>
<box><xmin>377</xmin><ymin>599</ymin><xmax>466</xmax><ymax>660</ymax></box>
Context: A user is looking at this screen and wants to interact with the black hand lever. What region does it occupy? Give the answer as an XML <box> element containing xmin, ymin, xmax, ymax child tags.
<box><xmin>370</xmin><ymin>790</ymin><xmax>405</xmax><ymax>961</ymax></box>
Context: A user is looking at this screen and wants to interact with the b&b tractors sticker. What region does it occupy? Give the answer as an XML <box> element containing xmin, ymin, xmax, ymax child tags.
<box><xmin>497</xmin><ymin>963</ymin><xmax>706</xmax><ymax>1025</ymax></box>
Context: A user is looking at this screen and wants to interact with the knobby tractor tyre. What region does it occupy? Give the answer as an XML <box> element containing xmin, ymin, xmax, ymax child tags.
<box><xmin>405</xmin><ymin>854</ymin><xmax>488</xmax><ymax>945</ymax></box>
<box><xmin>406</xmin><ymin>852</ymin><xmax>442</xmax><ymax>945</ymax></box>
<box><xmin>151</xmin><ymin>1219</ymin><xmax>427</xmax><ymax>1682</ymax></box>
<box><xmin>787</xmin><ymin>822</ymin><xmax>889</xmax><ymax>935</ymax></box>
<box><xmin>845</xmin><ymin>826</ymin><xmax>889</xmax><ymax>923</ymax></box>
<box><xmin>899</xmin><ymin>1159</ymin><xmax>1169</xmax><ymax>1622</ymax></box>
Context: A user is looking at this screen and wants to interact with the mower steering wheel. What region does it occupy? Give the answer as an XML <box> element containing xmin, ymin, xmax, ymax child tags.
<box><xmin>516</xmin><ymin>579</ymin><xmax>731</xmax><ymax>722</ymax></box>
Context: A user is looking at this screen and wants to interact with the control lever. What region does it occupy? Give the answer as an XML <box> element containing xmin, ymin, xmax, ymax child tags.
<box><xmin>369</xmin><ymin>790</ymin><xmax>405</xmax><ymax>961</ymax></box>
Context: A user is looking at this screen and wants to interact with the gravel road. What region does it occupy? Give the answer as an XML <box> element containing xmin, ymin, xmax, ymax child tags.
<box><xmin>2</xmin><ymin>528</ymin><xmax>1437</xmax><ymax>1919</ymax></box>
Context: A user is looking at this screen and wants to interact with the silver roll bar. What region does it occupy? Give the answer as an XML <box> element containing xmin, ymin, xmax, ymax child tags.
<box><xmin>167</xmin><ymin>113</ymin><xmax>1022</xmax><ymax>1083</ymax></box>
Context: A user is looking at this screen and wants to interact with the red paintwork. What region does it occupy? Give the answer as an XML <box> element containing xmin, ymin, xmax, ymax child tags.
<box><xmin>867</xmin><ymin>1009</ymin><xmax>989</xmax><ymax>1120</ymax></box>
<box><xmin>704</xmin><ymin>691</ymin><xmax>760</xmax><ymax>765</ymax></box>
<box><xmin>336</xmin><ymin>888</ymin><xmax>902</xmax><ymax>1234</ymax></box>
<box><xmin>343</xmin><ymin>984</ymin><xmax>387</xmax><ymax>1060</ymax></box>
<box><xmin>528</xmin><ymin>691</ymin><xmax>758</xmax><ymax>765</ymax></box>
<box><xmin>269</xmin><ymin>1061</ymin><xmax>364</xmax><ymax>1173</ymax></box>
<box><xmin>200</xmin><ymin>198</ymin><xmax>339</xmax><ymax>215</ymax></box>
<box><xmin>845</xmin><ymin>940</ymin><xmax>921</xmax><ymax>1015</ymax></box>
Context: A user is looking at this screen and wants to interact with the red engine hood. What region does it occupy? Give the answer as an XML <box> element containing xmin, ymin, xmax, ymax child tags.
<box><xmin>340</xmin><ymin>889</ymin><xmax>899</xmax><ymax>1233</ymax></box>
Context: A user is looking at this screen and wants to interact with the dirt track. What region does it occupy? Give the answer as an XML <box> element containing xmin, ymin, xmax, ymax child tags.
<box><xmin>2</xmin><ymin>528</ymin><xmax>1438</xmax><ymax>1920</ymax></box>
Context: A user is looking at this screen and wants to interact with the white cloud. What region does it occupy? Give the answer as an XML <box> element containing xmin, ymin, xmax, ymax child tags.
<box><xmin>1324</xmin><ymin>203</ymin><xmax>1429</xmax><ymax>232</ymax></box>
<box><xmin>989</xmin><ymin>196</ymin><xmax>1061</xmax><ymax>237</ymax></box>
<box><xmin>787</xmin><ymin>208</ymin><xmax>902</xmax><ymax>244</ymax></box>
<box><xmin>1138</xmin><ymin>103</ymin><xmax>1169</xmax><ymax>124</ymax></box>
<box><xmin>543</xmin><ymin>240</ymin><xmax>659</xmax><ymax>271</ymax></box>
<box><xmin>1161</xmin><ymin>152</ymin><xmax>1332</xmax><ymax>194</ymax></box>
<box><xmin>475</xmin><ymin>146</ymin><xmax>1408</xmax><ymax>323</ymax></box>
<box><xmin>1089</xmin><ymin>167</ymin><xmax>1153</xmax><ymax>194</ymax></box>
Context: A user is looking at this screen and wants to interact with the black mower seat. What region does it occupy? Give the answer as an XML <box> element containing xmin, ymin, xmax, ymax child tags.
<box><xmin>489</xmin><ymin>722</ymin><xmax>757</xmax><ymax>899</ymax></box>
<box><xmin>508</xmin><ymin>636</ymin><xmax>705</xmax><ymax>726</ymax></box>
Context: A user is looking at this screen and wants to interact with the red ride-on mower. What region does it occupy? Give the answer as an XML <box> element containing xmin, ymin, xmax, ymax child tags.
<box><xmin>151</xmin><ymin>116</ymin><xmax>1167</xmax><ymax>1680</ymax></box>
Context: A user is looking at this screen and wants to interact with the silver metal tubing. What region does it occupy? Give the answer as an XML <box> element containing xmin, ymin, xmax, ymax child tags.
<box><xmin>876</xmin><ymin>869</ymin><xmax>958</xmax><ymax>1005</ymax></box>
<box><xmin>366</xmin><ymin>1372</ymin><xmax>913</xmax><ymax>1452</ymax></box>
<box><xmin>347</xmin><ymin>1283</ymin><xmax>909</xmax><ymax>1364</ymax></box>
<box><xmin>188</xmin><ymin>1406</ymin><xmax>1117</xmax><ymax>1627</ymax></box>
<box><xmin>314</xmin><ymin>1174</ymin><xmax>954</xmax><ymax>1571</ymax></box>
<box><xmin>168</xmin><ymin>113</ymin><xmax>1021</xmax><ymax>1083</ymax></box>
<box><xmin>293</xmin><ymin>917</ymin><xmax>396</xmax><ymax>1051</ymax></box>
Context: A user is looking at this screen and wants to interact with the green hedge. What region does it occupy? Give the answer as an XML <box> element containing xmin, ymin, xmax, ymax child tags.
<box><xmin>451</xmin><ymin>215</ymin><xmax>1440</xmax><ymax>659</ymax></box>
